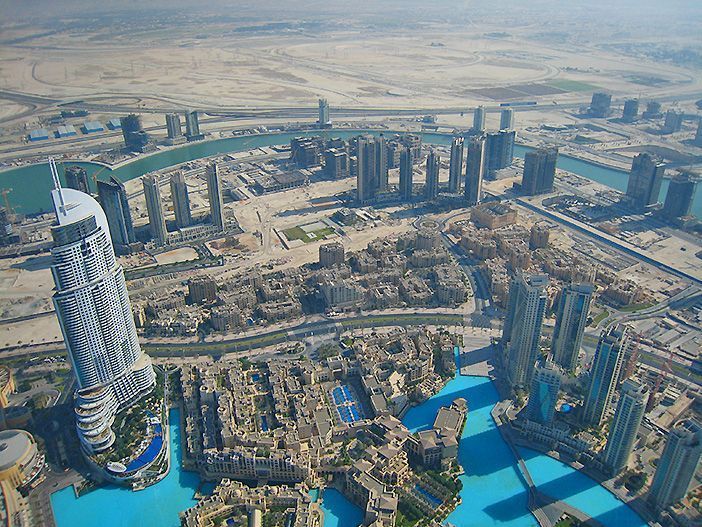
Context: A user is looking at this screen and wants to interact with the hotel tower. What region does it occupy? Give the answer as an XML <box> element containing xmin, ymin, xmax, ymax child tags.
<box><xmin>48</xmin><ymin>159</ymin><xmax>155</xmax><ymax>454</ymax></box>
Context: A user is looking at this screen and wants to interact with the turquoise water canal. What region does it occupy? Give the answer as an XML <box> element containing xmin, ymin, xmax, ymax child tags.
<box><xmin>51</xmin><ymin>368</ymin><xmax>647</xmax><ymax>527</ymax></box>
<box><xmin>403</xmin><ymin>373</ymin><xmax>647</xmax><ymax>527</ymax></box>
<box><xmin>2</xmin><ymin>130</ymin><xmax>700</xmax><ymax>219</ymax></box>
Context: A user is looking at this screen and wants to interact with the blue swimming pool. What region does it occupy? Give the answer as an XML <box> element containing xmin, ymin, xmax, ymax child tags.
<box><xmin>124</xmin><ymin>428</ymin><xmax>163</xmax><ymax>472</ymax></box>
<box><xmin>414</xmin><ymin>484</ymin><xmax>443</xmax><ymax>508</ymax></box>
<box><xmin>309</xmin><ymin>488</ymin><xmax>320</xmax><ymax>503</ymax></box>
<box><xmin>319</xmin><ymin>488</ymin><xmax>363</xmax><ymax>527</ymax></box>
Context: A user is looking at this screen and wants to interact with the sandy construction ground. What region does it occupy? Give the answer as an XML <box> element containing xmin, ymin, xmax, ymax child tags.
<box><xmin>1</xmin><ymin>2</ymin><xmax>701</xmax><ymax>129</ymax></box>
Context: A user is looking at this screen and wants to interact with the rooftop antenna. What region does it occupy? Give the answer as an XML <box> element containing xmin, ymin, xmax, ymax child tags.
<box><xmin>49</xmin><ymin>157</ymin><xmax>66</xmax><ymax>215</ymax></box>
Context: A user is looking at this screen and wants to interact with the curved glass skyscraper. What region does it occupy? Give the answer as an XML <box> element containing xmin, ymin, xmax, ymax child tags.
<box><xmin>49</xmin><ymin>160</ymin><xmax>155</xmax><ymax>454</ymax></box>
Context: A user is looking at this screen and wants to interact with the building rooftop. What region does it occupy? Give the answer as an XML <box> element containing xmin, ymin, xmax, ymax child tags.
<box><xmin>0</xmin><ymin>430</ymin><xmax>32</xmax><ymax>472</ymax></box>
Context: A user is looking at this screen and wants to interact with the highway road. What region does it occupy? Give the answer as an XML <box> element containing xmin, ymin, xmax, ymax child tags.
<box><xmin>144</xmin><ymin>311</ymin><xmax>467</xmax><ymax>357</ymax></box>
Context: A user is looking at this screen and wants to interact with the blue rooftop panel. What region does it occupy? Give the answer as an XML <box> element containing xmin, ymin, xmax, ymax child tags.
<box><xmin>29</xmin><ymin>129</ymin><xmax>49</xmax><ymax>141</ymax></box>
<box><xmin>84</xmin><ymin>120</ymin><xmax>104</xmax><ymax>132</ymax></box>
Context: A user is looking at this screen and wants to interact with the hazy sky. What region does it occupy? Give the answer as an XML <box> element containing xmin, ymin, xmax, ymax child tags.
<box><xmin>0</xmin><ymin>0</ymin><xmax>700</xmax><ymax>34</ymax></box>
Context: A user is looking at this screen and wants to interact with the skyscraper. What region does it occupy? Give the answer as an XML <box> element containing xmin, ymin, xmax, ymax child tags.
<box><xmin>622</xmin><ymin>99</ymin><xmax>639</xmax><ymax>122</ymax></box>
<box><xmin>97</xmin><ymin>176</ymin><xmax>135</xmax><ymax>253</ymax></box>
<box><xmin>425</xmin><ymin>149</ymin><xmax>440</xmax><ymax>200</ymax></box>
<box><xmin>643</xmin><ymin>101</ymin><xmax>662</xmax><ymax>119</ymax></box>
<box><xmin>603</xmin><ymin>378</ymin><xmax>648</xmax><ymax>475</ymax></box>
<box><xmin>626</xmin><ymin>153</ymin><xmax>664</xmax><ymax>209</ymax></box>
<box><xmin>500</xmin><ymin>108</ymin><xmax>514</xmax><ymax>130</ymax></box>
<box><xmin>526</xmin><ymin>362</ymin><xmax>561</xmax><ymax>425</ymax></box>
<box><xmin>464</xmin><ymin>136</ymin><xmax>485</xmax><ymax>206</ymax></box>
<box><xmin>695</xmin><ymin>119</ymin><xmax>702</xmax><ymax>147</ymax></box>
<box><xmin>582</xmin><ymin>326</ymin><xmax>630</xmax><ymax>427</ymax></box>
<box><xmin>185</xmin><ymin>110</ymin><xmax>203</xmax><ymax>141</ymax></box>
<box><xmin>143</xmin><ymin>175</ymin><xmax>167</xmax><ymax>245</ymax></box>
<box><xmin>448</xmin><ymin>137</ymin><xmax>464</xmax><ymax>193</ymax></box>
<box><xmin>375</xmin><ymin>135</ymin><xmax>388</xmax><ymax>192</ymax></box>
<box><xmin>661</xmin><ymin>172</ymin><xmax>697</xmax><ymax>221</ymax></box>
<box><xmin>318</xmin><ymin>98</ymin><xmax>330</xmax><ymax>127</ymax></box>
<box><xmin>473</xmin><ymin>106</ymin><xmax>486</xmax><ymax>133</ymax></box>
<box><xmin>356</xmin><ymin>135</ymin><xmax>378</xmax><ymax>203</ymax></box>
<box><xmin>484</xmin><ymin>130</ymin><xmax>515</xmax><ymax>176</ymax></box>
<box><xmin>206</xmin><ymin>162</ymin><xmax>224</xmax><ymax>231</ymax></box>
<box><xmin>166</xmin><ymin>113</ymin><xmax>182</xmax><ymax>139</ymax></box>
<box><xmin>64</xmin><ymin>165</ymin><xmax>90</xmax><ymax>194</ymax></box>
<box><xmin>589</xmin><ymin>92</ymin><xmax>612</xmax><ymax>118</ymax></box>
<box><xmin>551</xmin><ymin>283</ymin><xmax>594</xmax><ymax>372</ymax></box>
<box><xmin>170</xmin><ymin>171</ymin><xmax>192</xmax><ymax>229</ymax></box>
<box><xmin>502</xmin><ymin>273</ymin><xmax>549</xmax><ymax>389</ymax></box>
<box><xmin>521</xmin><ymin>147</ymin><xmax>558</xmax><ymax>196</ymax></box>
<box><xmin>48</xmin><ymin>159</ymin><xmax>155</xmax><ymax>454</ymax></box>
<box><xmin>663</xmin><ymin>110</ymin><xmax>684</xmax><ymax>134</ymax></box>
<box><xmin>648</xmin><ymin>419</ymin><xmax>702</xmax><ymax>510</ymax></box>
<box><xmin>399</xmin><ymin>146</ymin><xmax>413</xmax><ymax>201</ymax></box>
<box><xmin>324</xmin><ymin>148</ymin><xmax>349</xmax><ymax>179</ymax></box>
<box><xmin>400</xmin><ymin>134</ymin><xmax>422</xmax><ymax>160</ymax></box>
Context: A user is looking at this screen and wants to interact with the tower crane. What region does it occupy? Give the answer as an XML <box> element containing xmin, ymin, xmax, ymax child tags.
<box><xmin>0</xmin><ymin>188</ymin><xmax>14</xmax><ymax>216</ymax></box>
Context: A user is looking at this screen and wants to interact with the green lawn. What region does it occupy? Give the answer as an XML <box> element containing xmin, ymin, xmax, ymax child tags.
<box><xmin>619</xmin><ymin>302</ymin><xmax>654</xmax><ymax>313</ymax></box>
<box><xmin>282</xmin><ymin>226</ymin><xmax>336</xmax><ymax>243</ymax></box>
<box><xmin>554</xmin><ymin>517</ymin><xmax>579</xmax><ymax>527</ymax></box>
<box><xmin>547</xmin><ymin>79</ymin><xmax>600</xmax><ymax>92</ymax></box>
<box><xmin>590</xmin><ymin>310</ymin><xmax>610</xmax><ymax>327</ymax></box>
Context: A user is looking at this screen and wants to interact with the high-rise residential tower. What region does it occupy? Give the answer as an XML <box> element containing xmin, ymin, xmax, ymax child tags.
<box><xmin>500</xmin><ymin>108</ymin><xmax>515</xmax><ymax>130</ymax></box>
<box><xmin>170</xmin><ymin>171</ymin><xmax>192</xmax><ymax>229</ymax></box>
<box><xmin>473</xmin><ymin>106</ymin><xmax>486</xmax><ymax>133</ymax></box>
<box><xmin>622</xmin><ymin>99</ymin><xmax>639</xmax><ymax>122</ymax></box>
<box><xmin>582</xmin><ymin>326</ymin><xmax>630</xmax><ymax>427</ymax></box>
<box><xmin>356</xmin><ymin>135</ymin><xmax>378</xmax><ymax>203</ymax></box>
<box><xmin>399</xmin><ymin>146</ymin><xmax>413</xmax><ymax>201</ymax></box>
<box><xmin>464</xmin><ymin>136</ymin><xmax>485</xmax><ymax>206</ymax></box>
<box><xmin>318</xmin><ymin>98</ymin><xmax>330</xmax><ymax>127</ymax></box>
<box><xmin>589</xmin><ymin>92</ymin><xmax>612</xmax><ymax>118</ymax></box>
<box><xmin>143</xmin><ymin>175</ymin><xmax>168</xmax><ymax>245</ymax></box>
<box><xmin>64</xmin><ymin>165</ymin><xmax>90</xmax><ymax>194</ymax></box>
<box><xmin>97</xmin><ymin>176</ymin><xmax>135</xmax><ymax>253</ymax></box>
<box><xmin>484</xmin><ymin>130</ymin><xmax>515</xmax><ymax>176</ymax></box>
<box><xmin>425</xmin><ymin>149</ymin><xmax>440</xmax><ymax>200</ymax></box>
<box><xmin>375</xmin><ymin>135</ymin><xmax>388</xmax><ymax>192</ymax></box>
<box><xmin>603</xmin><ymin>378</ymin><xmax>648</xmax><ymax>475</ymax></box>
<box><xmin>551</xmin><ymin>283</ymin><xmax>594</xmax><ymax>372</ymax></box>
<box><xmin>165</xmin><ymin>113</ymin><xmax>182</xmax><ymax>139</ymax></box>
<box><xmin>448</xmin><ymin>137</ymin><xmax>464</xmax><ymax>193</ymax></box>
<box><xmin>626</xmin><ymin>153</ymin><xmax>664</xmax><ymax>209</ymax></box>
<box><xmin>526</xmin><ymin>362</ymin><xmax>561</xmax><ymax>425</ymax></box>
<box><xmin>48</xmin><ymin>159</ymin><xmax>155</xmax><ymax>454</ymax></box>
<box><xmin>502</xmin><ymin>273</ymin><xmax>549</xmax><ymax>389</ymax></box>
<box><xmin>648</xmin><ymin>419</ymin><xmax>702</xmax><ymax>510</ymax></box>
<box><xmin>663</xmin><ymin>110</ymin><xmax>684</xmax><ymax>134</ymax></box>
<box><xmin>185</xmin><ymin>110</ymin><xmax>203</xmax><ymax>141</ymax></box>
<box><xmin>522</xmin><ymin>147</ymin><xmax>558</xmax><ymax>195</ymax></box>
<box><xmin>206</xmin><ymin>162</ymin><xmax>225</xmax><ymax>231</ymax></box>
<box><xmin>661</xmin><ymin>172</ymin><xmax>697</xmax><ymax>221</ymax></box>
